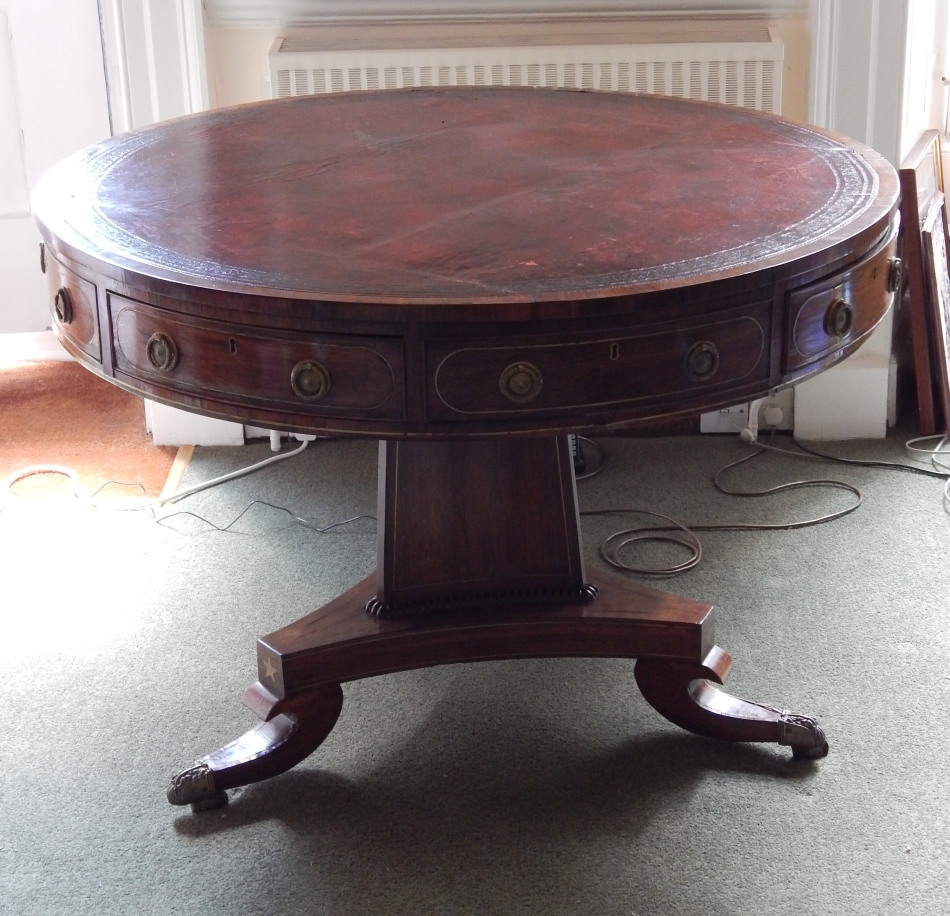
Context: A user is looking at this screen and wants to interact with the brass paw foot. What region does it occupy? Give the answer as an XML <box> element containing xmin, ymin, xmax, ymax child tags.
<box><xmin>167</xmin><ymin>763</ymin><xmax>229</xmax><ymax>810</ymax></box>
<box><xmin>781</xmin><ymin>714</ymin><xmax>830</xmax><ymax>759</ymax></box>
<box><xmin>634</xmin><ymin>650</ymin><xmax>830</xmax><ymax>759</ymax></box>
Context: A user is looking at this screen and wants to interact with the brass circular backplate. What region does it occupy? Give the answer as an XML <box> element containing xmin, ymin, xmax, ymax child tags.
<box><xmin>146</xmin><ymin>332</ymin><xmax>179</xmax><ymax>372</ymax></box>
<box><xmin>53</xmin><ymin>288</ymin><xmax>73</xmax><ymax>324</ymax></box>
<box><xmin>291</xmin><ymin>360</ymin><xmax>332</xmax><ymax>401</ymax></box>
<box><xmin>824</xmin><ymin>298</ymin><xmax>854</xmax><ymax>338</ymax></box>
<box><xmin>499</xmin><ymin>362</ymin><xmax>543</xmax><ymax>404</ymax></box>
<box><xmin>683</xmin><ymin>341</ymin><xmax>720</xmax><ymax>383</ymax></box>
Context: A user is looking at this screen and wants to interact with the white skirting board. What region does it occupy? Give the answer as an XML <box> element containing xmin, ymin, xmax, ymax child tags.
<box><xmin>0</xmin><ymin>330</ymin><xmax>69</xmax><ymax>362</ymax></box>
<box><xmin>792</xmin><ymin>352</ymin><xmax>894</xmax><ymax>440</ymax></box>
<box><xmin>144</xmin><ymin>401</ymin><xmax>245</xmax><ymax>447</ymax></box>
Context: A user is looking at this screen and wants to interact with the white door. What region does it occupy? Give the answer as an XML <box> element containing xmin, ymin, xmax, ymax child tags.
<box><xmin>0</xmin><ymin>1</ymin><xmax>110</xmax><ymax>341</ymax></box>
<box><xmin>0</xmin><ymin>0</ymin><xmax>241</xmax><ymax>444</ymax></box>
<box><xmin>98</xmin><ymin>0</ymin><xmax>242</xmax><ymax>445</ymax></box>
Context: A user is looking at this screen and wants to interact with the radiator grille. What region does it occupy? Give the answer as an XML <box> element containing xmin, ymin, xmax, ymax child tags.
<box><xmin>269</xmin><ymin>28</ymin><xmax>784</xmax><ymax>113</ymax></box>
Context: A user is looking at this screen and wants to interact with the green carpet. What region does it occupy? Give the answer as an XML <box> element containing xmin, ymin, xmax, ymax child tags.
<box><xmin>1</xmin><ymin>431</ymin><xmax>946</xmax><ymax>915</ymax></box>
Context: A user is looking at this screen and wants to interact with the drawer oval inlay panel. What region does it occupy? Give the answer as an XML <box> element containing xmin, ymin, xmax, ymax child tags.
<box><xmin>110</xmin><ymin>294</ymin><xmax>404</xmax><ymax>420</ymax></box>
<box><xmin>44</xmin><ymin>255</ymin><xmax>100</xmax><ymax>362</ymax></box>
<box><xmin>430</xmin><ymin>313</ymin><xmax>767</xmax><ymax>419</ymax></box>
<box><xmin>786</xmin><ymin>220</ymin><xmax>899</xmax><ymax>371</ymax></box>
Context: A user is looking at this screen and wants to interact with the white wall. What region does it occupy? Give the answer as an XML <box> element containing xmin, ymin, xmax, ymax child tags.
<box><xmin>809</xmin><ymin>0</ymin><xmax>909</xmax><ymax>165</ymax></box>
<box><xmin>900</xmin><ymin>0</ymin><xmax>942</xmax><ymax>157</ymax></box>
<box><xmin>0</xmin><ymin>1</ymin><xmax>111</xmax><ymax>335</ymax></box>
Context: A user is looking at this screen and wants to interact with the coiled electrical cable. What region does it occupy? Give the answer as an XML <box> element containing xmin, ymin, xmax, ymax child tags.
<box><xmin>583</xmin><ymin>436</ymin><xmax>866</xmax><ymax>578</ymax></box>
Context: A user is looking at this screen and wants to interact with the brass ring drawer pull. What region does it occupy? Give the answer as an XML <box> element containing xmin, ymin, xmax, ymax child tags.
<box><xmin>683</xmin><ymin>341</ymin><xmax>719</xmax><ymax>382</ymax></box>
<box><xmin>499</xmin><ymin>361</ymin><xmax>543</xmax><ymax>403</ymax></box>
<box><xmin>824</xmin><ymin>298</ymin><xmax>854</xmax><ymax>338</ymax></box>
<box><xmin>146</xmin><ymin>332</ymin><xmax>179</xmax><ymax>372</ymax></box>
<box><xmin>54</xmin><ymin>288</ymin><xmax>73</xmax><ymax>325</ymax></box>
<box><xmin>887</xmin><ymin>257</ymin><xmax>903</xmax><ymax>293</ymax></box>
<box><xmin>291</xmin><ymin>360</ymin><xmax>332</xmax><ymax>401</ymax></box>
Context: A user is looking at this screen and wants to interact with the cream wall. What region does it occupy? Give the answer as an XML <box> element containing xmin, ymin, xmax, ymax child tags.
<box><xmin>206</xmin><ymin>26</ymin><xmax>275</xmax><ymax>108</ymax></box>
<box><xmin>776</xmin><ymin>13</ymin><xmax>810</xmax><ymax>121</ymax></box>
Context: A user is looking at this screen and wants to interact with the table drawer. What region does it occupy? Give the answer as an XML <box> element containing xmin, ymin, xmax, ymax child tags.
<box><xmin>110</xmin><ymin>295</ymin><xmax>405</xmax><ymax>420</ymax></box>
<box><xmin>43</xmin><ymin>250</ymin><xmax>101</xmax><ymax>362</ymax></box>
<box><xmin>427</xmin><ymin>310</ymin><xmax>769</xmax><ymax>421</ymax></box>
<box><xmin>785</xmin><ymin>224</ymin><xmax>900</xmax><ymax>371</ymax></box>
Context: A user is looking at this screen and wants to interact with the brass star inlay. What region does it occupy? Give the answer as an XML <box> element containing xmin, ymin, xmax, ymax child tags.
<box><xmin>262</xmin><ymin>655</ymin><xmax>278</xmax><ymax>682</ymax></box>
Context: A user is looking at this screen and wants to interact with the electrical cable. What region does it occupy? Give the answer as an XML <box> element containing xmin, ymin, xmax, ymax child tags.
<box><xmin>8</xmin><ymin>420</ymin><xmax>948</xmax><ymax>568</ymax></box>
<box><xmin>1</xmin><ymin>437</ymin><xmax>312</xmax><ymax>516</ymax></box>
<box><xmin>153</xmin><ymin>437</ymin><xmax>310</xmax><ymax>508</ymax></box>
<box><xmin>589</xmin><ymin>507</ymin><xmax>705</xmax><ymax>576</ymax></box>
<box><xmin>904</xmin><ymin>433</ymin><xmax>950</xmax><ymax>505</ymax></box>
<box><xmin>907</xmin><ymin>433</ymin><xmax>950</xmax><ymax>463</ymax></box>
<box><xmin>581</xmin><ymin>431</ymin><xmax>867</xmax><ymax>578</ymax></box>
<box><xmin>574</xmin><ymin>436</ymin><xmax>606</xmax><ymax>480</ymax></box>
<box><xmin>0</xmin><ymin>437</ymin><xmax>377</xmax><ymax>538</ymax></box>
<box><xmin>765</xmin><ymin>432</ymin><xmax>950</xmax><ymax>507</ymax></box>
<box><xmin>581</xmin><ymin>418</ymin><xmax>950</xmax><ymax>577</ymax></box>
<box><xmin>0</xmin><ymin>464</ymin><xmax>87</xmax><ymax>505</ymax></box>
<box><xmin>155</xmin><ymin>498</ymin><xmax>375</xmax><ymax>534</ymax></box>
<box><xmin>776</xmin><ymin>437</ymin><xmax>950</xmax><ymax>478</ymax></box>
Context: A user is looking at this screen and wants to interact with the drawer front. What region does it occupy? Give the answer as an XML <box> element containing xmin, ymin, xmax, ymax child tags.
<box><xmin>44</xmin><ymin>251</ymin><xmax>100</xmax><ymax>362</ymax></box>
<box><xmin>427</xmin><ymin>310</ymin><xmax>769</xmax><ymax>421</ymax></box>
<box><xmin>785</xmin><ymin>225</ymin><xmax>900</xmax><ymax>371</ymax></box>
<box><xmin>110</xmin><ymin>295</ymin><xmax>405</xmax><ymax>420</ymax></box>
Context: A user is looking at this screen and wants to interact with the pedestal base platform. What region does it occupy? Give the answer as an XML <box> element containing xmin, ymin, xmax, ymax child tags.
<box><xmin>167</xmin><ymin>568</ymin><xmax>827</xmax><ymax>810</ymax></box>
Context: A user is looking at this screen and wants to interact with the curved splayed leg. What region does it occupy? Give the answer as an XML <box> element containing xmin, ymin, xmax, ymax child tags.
<box><xmin>167</xmin><ymin>683</ymin><xmax>345</xmax><ymax>811</ymax></box>
<box><xmin>634</xmin><ymin>647</ymin><xmax>828</xmax><ymax>759</ymax></box>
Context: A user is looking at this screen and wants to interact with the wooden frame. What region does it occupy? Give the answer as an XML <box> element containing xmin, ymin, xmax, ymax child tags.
<box><xmin>899</xmin><ymin>129</ymin><xmax>945</xmax><ymax>434</ymax></box>
<box><xmin>921</xmin><ymin>191</ymin><xmax>950</xmax><ymax>435</ymax></box>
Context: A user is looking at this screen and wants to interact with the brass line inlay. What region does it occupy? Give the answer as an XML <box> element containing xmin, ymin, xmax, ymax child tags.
<box><xmin>432</xmin><ymin>317</ymin><xmax>767</xmax><ymax>415</ymax></box>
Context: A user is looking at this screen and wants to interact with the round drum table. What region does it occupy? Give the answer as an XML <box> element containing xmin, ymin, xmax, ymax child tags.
<box><xmin>32</xmin><ymin>88</ymin><xmax>901</xmax><ymax>810</ymax></box>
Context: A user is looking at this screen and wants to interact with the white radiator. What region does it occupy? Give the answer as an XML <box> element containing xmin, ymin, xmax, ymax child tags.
<box><xmin>268</xmin><ymin>21</ymin><xmax>784</xmax><ymax>114</ymax></box>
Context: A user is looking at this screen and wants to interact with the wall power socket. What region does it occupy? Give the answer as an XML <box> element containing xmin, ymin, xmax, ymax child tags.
<box><xmin>700</xmin><ymin>388</ymin><xmax>794</xmax><ymax>434</ymax></box>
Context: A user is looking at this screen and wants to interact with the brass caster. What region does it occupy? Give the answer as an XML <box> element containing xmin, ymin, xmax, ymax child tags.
<box><xmin>781</xmin><ymin>714</ymin><xmax>829</xmax><ymax>760</ymax></box>
<box><xmin>190</xmin><ymin>791</ymin><xmax>229</xmax><ymax>812</ymax></box>
<box><xmin>791</xmin><ymin>739</ymin><xmax>830</xmax><ymax>760</ymax></box>
<box><xmin>167</xmin><ymin>762</ymin><xmax>227</xmax><ymax>811</ymax></box>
